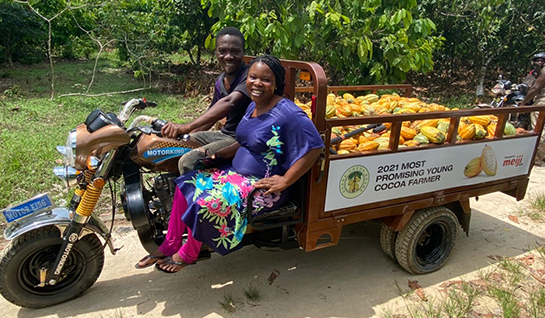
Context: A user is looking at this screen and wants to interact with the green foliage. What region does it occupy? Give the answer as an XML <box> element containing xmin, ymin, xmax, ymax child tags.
<box><xmin>419</xmin><ymin>0</ymin><xmax>545</xmax><ymax>84</ymax></box>
<box><xmin>0</xmin><ymin>2</ymin><xmax>46</xmax><ymax>65</ymax></box>
<box><xmin>161</xmin><ymin>0</ymin><xmax>217</xmax><ymax>65</ymax></box>
<box><xmin>203</xmin><ymin>0</ymin><xmax>443</xmax><ymax>84</ymax></box>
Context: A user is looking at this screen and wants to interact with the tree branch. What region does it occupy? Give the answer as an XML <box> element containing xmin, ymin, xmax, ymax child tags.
<box><xmin>58</xmin><ymin>86</ymin><xmax>155</xmax><ymax>98</ymax></box>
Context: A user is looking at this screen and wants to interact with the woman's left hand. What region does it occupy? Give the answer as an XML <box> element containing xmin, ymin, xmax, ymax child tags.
<box><xmin>253</xmin><ymin>175</ymin><xmax>289</xmax><ymax>195</ymax></box>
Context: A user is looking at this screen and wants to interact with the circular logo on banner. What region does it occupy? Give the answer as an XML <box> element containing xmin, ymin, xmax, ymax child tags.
<box><xmin>339</xmin><ymin>165</ymin><xmax>370</xmax><ymax>199</ymax></box>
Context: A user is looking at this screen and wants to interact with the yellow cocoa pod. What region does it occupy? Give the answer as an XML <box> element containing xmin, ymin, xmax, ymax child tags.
<box><xmin>402</xmin><ymin>102</ymin><xmax>421</xmax><ymax>112</ymax></box>
<box><xmin>414</xmin><ymin>119</ymin><xmax>439</xmax><ymax>132</ymax></box>
<box><xmin>343</xmin><ymin>93</ymin><xmax>355</xmax><ymax>101</ymax></box>
<box><xmin>474</xmin><ymin>124</ymin><xmax>487</xmax><ymax>139</ymax></box>
<box><xmin>339</xmin><ymin>139</ymin><xmax>358</xmax><ymax>150</ymax></box>
<box><xmin>468</xmin><ymin>116</ymin><xmax>491</xmax><ymax>127</ymax></box>
<box><xmin>327</xmin><ymin>93</ymin><xmax>336</xmax><ymax>106</ymax></box>
<box><xmin>357</xmin><ymin>141</ymin><xmax>380</xmax><ymax>151</ymax></box>
<box><xmin>459</xmin><ymin>124</ymin><xmax>476</xmax><ymax>140</ymax></box>
<box><xmin>377</xmin><ymin>140</ymin><xmax>390</xmax><ymax>150</ymax></box>
<box><xmin>332</xmin><ymin>127</ymin><xmax>344</xmax><ymax>136</ymax></box>
<box><xmin>429</xmin><ymin>104</ymin><xmax>447</xmax><ymax>111</ymax></box>
<box><xmin>487</xmin><ymin>123</ymin><xmax>497</xmax><ymax>137</ymax></box>
<box><xmin>437</xmin><ymin>121</ymin><xmax>450</xmax><ymax>134</ymax></box>
<box><xmin>413</xmin><ymin>133</ymin><xmax>430</xmax><ymax>144</ymax></box>
<box><xmin>458</xmin><ymin>120</ymin><xmax>468</xmax><ymax>132</ymax></box>
<box><xmin>358</xmin><ymin>135</ymin><xmax>370</xmax><ymax>144</ymax></box>
<box><xmin>420</xmin><ymin>126</ymin><xmax>446</xmax><ymax>144</ymax></box>
<box><xmin>464</xmin><ymin>157</ymin><xmax>483</xmax><ymax>178</ymax></box>
<box><xmin>326</xmin><ymin>106</ymin><xmax>336</xmax><ymax>118</ymax></box>
<box><xmin>410</xmin><ymin>120</ymin><xmax>422</xmax><ymax>129</ymax></box>
<box><xmin>388</xmin><ymin>100</ymin><xmax>399</xmax><ymax>111</ymax></box>
<box><xmin>397</xmin><ymin>108</ymin><xmax>416</xmax><ymax>114</ymax></box>
<box><xmin>363</xmin><ymin>94</ymin><xmax>379</xmax><ymax>102</ymax></box>
<box><xmin>504</xmin><ymin>122</ymin><xmax>517</xmax><ymax>136</ymax></box>
<box><xmin>362</xmin><ymin>105</ymin><xmax>376</xmax><ymax>116</ymax></box>
<box><xmin>403</xmin><ymin>140</ymin><xmax>420</xmax><ymax>147</ymax></box>
<box><xmin>336</xmin><ymin>149</ymin><xmax>350</xmax><ymax>155</ymax></box>
<box><xmin>337</xmin><ymin>104</ymin><xmax>353</xmax><ymax>117</ymax></box>
<box><xmin>400</xmin><ymin>126</ymin><xmax>417</xmax><ymax>140</ymax></box>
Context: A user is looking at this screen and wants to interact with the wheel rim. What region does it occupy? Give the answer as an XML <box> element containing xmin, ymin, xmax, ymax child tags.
<box><xmin>415</xmin><ymin>222</ymin><xmax>451</xmax><ymax>267</ymax></box>
<box><xmin>18</xmin><ymin>243</ymin><xmax>87</xmax><ymax>296</ymax></box>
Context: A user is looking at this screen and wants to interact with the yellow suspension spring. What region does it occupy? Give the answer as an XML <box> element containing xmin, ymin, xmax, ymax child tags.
<box><xmin>75</xmin><ymin>183</ymin><xmax>103</xmax><ymax>217</ymax></box>
<box><xmin>83</xmin><ymin>169</ymin><xmax>96</xmax><ymax>184</ymax></box>
<box><xmin>74</xmin><ymin>188</ymin><xmax>85</xmax><ymax>197</ymax></box>
<box><xmin>74</xmin><ymin>169</ymin><xmax>96</xmax><ymax>198</ymax></box>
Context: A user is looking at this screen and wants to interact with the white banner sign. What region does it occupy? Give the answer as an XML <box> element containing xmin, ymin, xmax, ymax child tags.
<box><xmin>325</xmin><ymin>137</ymin><xmax>537</xmax><ymax>212</ymax></box>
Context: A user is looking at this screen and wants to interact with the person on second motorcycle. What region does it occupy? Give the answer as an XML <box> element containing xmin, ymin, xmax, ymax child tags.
<box><xmin>161</xmin><ymin>27</ymin><xmax>252</xmax><ymax>174</ymax></box>
<box><xmin>521</xmin><ymin>52</ymin><xmax>545</xmax><ymax>165</ymax></box>
<box><xmin>136</xmin><ymin>55</ymin><xmax>324</xmax><ymax>273</ymax></box>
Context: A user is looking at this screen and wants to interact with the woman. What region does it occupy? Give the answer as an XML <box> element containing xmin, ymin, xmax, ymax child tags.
<box><xmin>136</xmin><ymin>55</ymin><xmax>324</xmax><ymax>273</ymax></box>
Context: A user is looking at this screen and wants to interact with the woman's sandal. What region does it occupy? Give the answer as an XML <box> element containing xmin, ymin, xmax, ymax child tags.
<box><xmin>135</xmin><ymin>254</ymin><xmax>166</xmax><ymax>269</ymax></box>
<box><xmin>154</xmin><ymin>256</ymin><xmax>193</xmax><ymax>274</ymax></box>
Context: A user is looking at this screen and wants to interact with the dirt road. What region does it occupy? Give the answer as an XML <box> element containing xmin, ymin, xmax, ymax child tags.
<box><xmin>1</xmin><ymin>169</ymin><xmax>545</xmax><ymax>318</ymax></box>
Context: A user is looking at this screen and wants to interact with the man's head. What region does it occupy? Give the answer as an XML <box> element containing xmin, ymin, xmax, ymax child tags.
<box><xmin>215</xmin><ymin>27</ymin><xmax>245</xmax><ymax>76</ymax></box>
<box><xmin>532</xmin><ymin>52</ymin><xmax>545</xmax><ymax>69</ymax></box>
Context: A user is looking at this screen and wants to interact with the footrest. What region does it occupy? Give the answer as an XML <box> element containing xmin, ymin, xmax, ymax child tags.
<box><xmin>253</xmin><ymin>202</ymin><xmax>298</xmax><ymax>222</ymax></box>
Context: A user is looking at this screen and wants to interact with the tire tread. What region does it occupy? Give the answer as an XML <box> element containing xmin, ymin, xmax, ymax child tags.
<box><xmin>0</xmin><ymin>226</ymin><xmax>104</xmax><ymax>308</ymax></box>
<box><xmin>394</xmin><ymin>207</ymin><xmax>459</xmax><ymax>275</ymax></box>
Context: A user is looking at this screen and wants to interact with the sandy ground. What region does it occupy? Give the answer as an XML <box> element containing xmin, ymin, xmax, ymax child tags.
<box><xmin>1</xmin><ymin>169</ymin><xmax>545</xmax><ymax>318</ymax></box>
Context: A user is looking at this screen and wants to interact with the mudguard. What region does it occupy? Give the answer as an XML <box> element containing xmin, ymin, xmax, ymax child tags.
<box><xmin>3</xmin><ymin>207</ymin><xmax>116</xmax><ymax>254</ymax></box>
<box><xmin>122</xmin><ymin>160</ymin><xmax>163</xmax><ymax>253</ymax></box>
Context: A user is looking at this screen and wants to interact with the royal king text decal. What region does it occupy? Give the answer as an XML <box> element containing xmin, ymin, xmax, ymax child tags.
<box><xmin>325</xmin><ymin>137</ymin><xmax>537</xmax><ymax>212</ymax></box>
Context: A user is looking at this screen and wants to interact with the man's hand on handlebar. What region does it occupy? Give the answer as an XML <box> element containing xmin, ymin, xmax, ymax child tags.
<box><xmin>161</xmin><ymin>122</ymin><xmax>191</xmax><ymax>139</ymax></box>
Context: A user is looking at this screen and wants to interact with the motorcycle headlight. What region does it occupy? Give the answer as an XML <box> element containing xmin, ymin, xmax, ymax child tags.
<box><xmin>56</xmin><ymin>129</ymin><xmax>77</xmax><ymax>167</ymax></box>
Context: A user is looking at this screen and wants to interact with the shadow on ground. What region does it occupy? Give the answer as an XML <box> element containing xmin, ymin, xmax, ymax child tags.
<box><xmin>4</xmin><ymin>204</ymin><xmax>543</xmax><ymax>318</ymax></box>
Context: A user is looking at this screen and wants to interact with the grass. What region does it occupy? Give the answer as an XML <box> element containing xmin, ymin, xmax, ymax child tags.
<box><xmin>526</xmin><ymin>192</ymin><xmax>545</xmax><ymax>221</ymax></box>
<box><xmin>0</xmin><ymin>56</ymin><xmax>208</xmax><ymax>213</ymax></box>
<box><xmin>380</xmin><ymin>247</ymin><xmax>545</xmax><ymax>318</ymax></box>
<box><xmin>219</xmin><ymin>292</ymin><xmax>238</xmax><ymax>313</ymax></box>
<box><xmin>243</xmin><ymin>282</ymin><xmax>263</xmax><ymax>304</ymax></box>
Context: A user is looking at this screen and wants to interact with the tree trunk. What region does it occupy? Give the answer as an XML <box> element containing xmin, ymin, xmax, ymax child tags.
<box><xmin>5</xmin><ymin>35</ymin><xmax>13</xmax><ymax>67</ymax></box>
<box><xmin>476</xmin><ymin>65</ymin><xmax>486</xmax><ymax>96</ymax></box>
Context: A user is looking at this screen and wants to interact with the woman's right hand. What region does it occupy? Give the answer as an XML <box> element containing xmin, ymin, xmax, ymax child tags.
<box><xmin>253</xmin><ymin>175</ymin><xmax>289</xmax><ymax>195</ymax></box>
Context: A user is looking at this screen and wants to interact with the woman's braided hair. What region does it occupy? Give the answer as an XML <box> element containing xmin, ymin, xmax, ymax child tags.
<box><xmin>248</xmin><ymin>55</ymin><xmax>286</xmax><ymax>96</ymax></box>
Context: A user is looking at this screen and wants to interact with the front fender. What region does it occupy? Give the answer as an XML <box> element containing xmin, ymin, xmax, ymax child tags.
<box><xmin>3</xmin><ymin>207</ymin><xmax>116</xmax><ymax>255</ymax></box>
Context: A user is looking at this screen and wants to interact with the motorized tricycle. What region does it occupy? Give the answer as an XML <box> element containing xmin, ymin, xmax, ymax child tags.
<box><xmin>1</xmin><ymin>59</ymin><xmax>545</xmax><ymax>308</ymax></box>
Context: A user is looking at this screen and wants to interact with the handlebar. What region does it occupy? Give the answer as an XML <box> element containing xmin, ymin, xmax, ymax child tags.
<box><xmin>118</xmin><ymin>98</ymin><xmax>157</xmax><ymax>124</ymax></box>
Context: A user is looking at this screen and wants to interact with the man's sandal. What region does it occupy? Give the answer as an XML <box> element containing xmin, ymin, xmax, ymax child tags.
<box><xmin>154</xmin><ymin>256</ymin><xmax>194</xmax><ymax>274</ymax></box>
<box><xmin>135</xmin><ymin>254</ymin><xmax>166</xmax><ymax>269</ymax></box>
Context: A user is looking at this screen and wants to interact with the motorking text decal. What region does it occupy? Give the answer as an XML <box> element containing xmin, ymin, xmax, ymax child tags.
<box><xmin>144</xmin><ymin>147</ymin><xmax>193</xmax><ymax>163</ymax></box>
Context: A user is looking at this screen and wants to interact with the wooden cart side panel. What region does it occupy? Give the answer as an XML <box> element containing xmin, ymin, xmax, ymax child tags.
<box><xmin>300</xmin><ymin>175</ymin><xmax>529</xmax><ymax>252</ymax></box>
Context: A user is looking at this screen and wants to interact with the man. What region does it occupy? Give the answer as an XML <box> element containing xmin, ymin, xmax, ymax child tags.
<box><xmin>521</xmin><ymin>52</ymin><xmax>545</xmax><ymax>165</ymax></box>
<box><xmin>161</xmin><ymin>27</ymin><xmax>252</xmax><ymax>174</ymax></box>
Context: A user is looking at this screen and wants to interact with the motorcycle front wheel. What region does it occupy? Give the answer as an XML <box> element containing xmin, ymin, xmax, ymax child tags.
<box><xmin>0</xmin><ymin>225</ymin><xmax>104</xmax><ymax>308</ymax></box>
